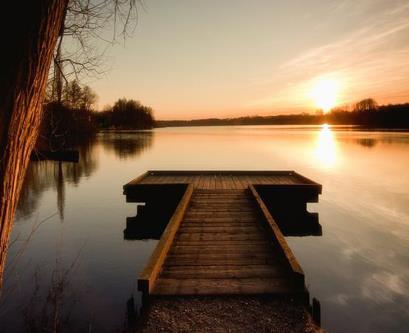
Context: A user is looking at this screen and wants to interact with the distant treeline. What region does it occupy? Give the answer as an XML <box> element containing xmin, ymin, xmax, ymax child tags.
<box><xmin>94</xmin><ymin>98</ymin><xmax>154</xmax><ymax>130</ymax></box>
<box><xmin>156</xmin><ymin>114</ymin><xmax>319</xmax><ymax>127</ymax></box>
<box><xmin>38</xmin><ymin>81</ymin><xmax>155</xmax><ymax>150</ymax></box>
<box><xmin>157</xmin><ymin>99</ymin><xmax>409</xmax><ymax>129</ymax></box>
<box><xmin>326</xmin><ymin>101</ymin><xmax>409</xmax><ymax>128</ymax></box>
<box><xmin>38</xmin><ymin>87</ymin><xmax>409</xmax><ymax>153</ymax></box>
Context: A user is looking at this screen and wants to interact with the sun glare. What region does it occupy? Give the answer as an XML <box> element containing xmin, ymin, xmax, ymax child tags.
<box><xmin>315</xmin><ymin>123</ymin><xmax>337</xmax><ymax>167</ymax></box>
<box><xmin>310</xmin><ymin>78</ymin><xmax>339</xmax><ymax>113</ymax></box>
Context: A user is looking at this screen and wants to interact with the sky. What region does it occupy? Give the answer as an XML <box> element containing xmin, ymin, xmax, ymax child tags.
<box><xmin>86</xmin><ymin>0</ymin><xmax>409</xmax><ymax>120</ymax></box>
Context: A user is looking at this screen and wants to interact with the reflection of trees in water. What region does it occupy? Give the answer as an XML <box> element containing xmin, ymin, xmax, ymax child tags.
<box><xmin>355</xmin><ymin>138</ymin><xmax>377</xmax><ymax>148</ymax></box>
<box><xmin>341</xmin><ymin>133</ymin><xmax>409</xmax><ymax>148</ymax></box>
<box><xmin>16</xmin><ymin>138</ymin><xmax>98</xmax><ymax>221</ymax></box>
<box><xmin>377</xmin><ymin>135</ymin><xmax>409</xmax><ymax>145</ymax></box>
<box><xmin>99</xmin><ymin>131</ymin><xmax>154</xmax><ymax>160</ymax></box>
<box><xmin>16</xmin><ymin>131</ymin><xmax>153</xmax><ymax>221</ymax></box>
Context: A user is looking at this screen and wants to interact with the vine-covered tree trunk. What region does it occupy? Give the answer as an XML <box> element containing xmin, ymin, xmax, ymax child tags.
<box><xmin>0</xmin><ymin>0</ymin><xmax>69</xmax><ymax>287</ymax></box>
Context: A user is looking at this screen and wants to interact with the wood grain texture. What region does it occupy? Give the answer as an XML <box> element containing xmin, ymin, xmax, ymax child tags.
<box><xmin>137</xmin><ymin>184</ymin><xmax>193</xmax><ymax>294</ymax></box>
<box><xmin>249</xmin><ymin>184</ymin><xmax>304</xmax><ymax>283</ymax></box>
<box><xmin>125</xmin><ymin>170</ymin><xmax>321</xmax><ymax>297</ymax></box>
<box><xmin>126</xmin><ymin>170</ymin><xmax>321</xmax><ymax>193</ymax></box>
<box><xmin>147</xmin><ymin>188</ymin><xmax>303</xmax><ymax>296</ymax></box>
<box><xmin>153</xmin><ymin>278</ymin><xmax>301</xmax><ymax>295</ymax></box>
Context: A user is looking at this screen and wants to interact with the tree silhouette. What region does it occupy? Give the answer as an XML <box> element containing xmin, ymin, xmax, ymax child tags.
<box><xmin>62</xmin><ymin>80</ymin><xmax>97</xmax><ymax>110</ymax></box>
<box><xmin>96</xmin><ymin>98</ymin><xmax>155</xmax><ymax>129</ymax></box>
<box><xmin>0</xmin><ymin>1</ymin><xmax>68</xmax><ymax>288</ymax></box>
<box><xmin>0</xmin><ymin>0</ymin><xmax>138</xmax><ymax>288</ymax></box>
<box><xmin>354</xmin><ymin>98</ymin><xmax>378</xmax><ymax>112</ymax></box>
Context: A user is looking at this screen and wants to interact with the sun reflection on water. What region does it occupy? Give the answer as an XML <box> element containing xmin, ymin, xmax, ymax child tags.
<box><xmin>315</xmin><ymin>124</ymin><xmax>337</xmax><ymax>167</ymax></box>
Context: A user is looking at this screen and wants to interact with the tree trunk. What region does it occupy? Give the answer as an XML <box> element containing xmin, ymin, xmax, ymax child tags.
<box><xmin>0</xmin><ymin>0</ymin><xmax>69</xmax><ymax>287</ymax></box>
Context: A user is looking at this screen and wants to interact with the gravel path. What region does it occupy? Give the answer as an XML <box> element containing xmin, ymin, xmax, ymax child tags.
<box><xmin>136</xmin><ymin>296</ymin><xmax>323</xmax><ymax>333</ymax></box>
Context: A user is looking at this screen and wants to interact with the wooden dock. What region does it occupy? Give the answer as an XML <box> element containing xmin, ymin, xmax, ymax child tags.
<box><xmin>123</xmin><ymin>171</ymin><xmax>321</xmax><ymax>299</ymax></box>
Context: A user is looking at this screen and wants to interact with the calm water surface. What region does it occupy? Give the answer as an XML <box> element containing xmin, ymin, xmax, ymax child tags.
<box><xmin>1</xmin><ymin>125</ymin><xmax>409</xmax><ymax>332</ymax></box>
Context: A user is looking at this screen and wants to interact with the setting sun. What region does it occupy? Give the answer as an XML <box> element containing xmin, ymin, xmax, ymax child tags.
<box><xmin>310</xmin><ymin>78</ymin><xmax>340</xmax><ymax>113</ymax></box>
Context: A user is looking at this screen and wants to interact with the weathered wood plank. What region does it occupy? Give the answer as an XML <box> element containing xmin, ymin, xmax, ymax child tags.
<box><xmin>178</xmin><ymin>225</ymin><xmax>260</xmax><ymax>232</ymax></box>
<box><xmin>189</xmin><ymin>202</ymin><xmax>254</xmax><ymax>207</ymax></box>
<box><xmin>123</xmin><ymin>171</ymin><xmax>149</xmax><ymax>193</ymax></box>
<box><xmin>186</xmin><ymin>209</ymin><xmax>255</xmax><ymax>214</ymax></box>
<box><xmin>166</xmin><ymin>252</ymin><xmax>274</xmax><ymax>260</ymax></box>
<box><xmin>191</xmin><ymin>196</ymin><xmax>251</xmax><ymax>201</ymax></box>
<box><xmin>180</xmin><ymin>222</ymin><xmax>257</xmax><ymax>228</ymax></box>
<box><xmin>167</xmin><ymin>252</ymin><xmax>275</xmax><ymax>261</ymax></box>
<box><xmin>173</xmin><ymin>240</ymin><xmax>270</xmax><ymax>247</ymax></box>
<box><xmin>178</xmin><ymin>226</ymin><xmax>261</xmax><ymax>234</ymax></box>
<box><xmin>127</xmin><ymin>171</ymin><xmax>321</xmax><ymax>298</ymax></box>
<box><xmin>194</xmin><ymin>187</ymin><xmax>247</xmax><ymax>192</ymax></box>
<box><xmin>161</xmin><ymin>265</ymin><xmax>288</xmax><ymax>279</ymax></box>
<box><xmin>184</xmin><ymin>211</ymin><xmax>256</xmax><ymax>217</ymax></box>
<box><xmin>191</xmin><ymin>196</ymin><xmax>246</xmax><ymax>200</ymax></box>
<box><xmin>249</xmin><ymin>185</ymin><xmax>305</xmax><ymax>285</ymax></box>
<box><xmin>197</xmin><ymin>174</ymin><xmax>204</xmax><ymax>189</ymax></box>
<box><xmin>152</xmin><ymin>278</ymin><xmax>299</xmax><ymax>295</ymax></box>
<box><xmin>182</xmin><ymin>217</ymin><xmax>258</xmax><ymax>223</ymax></box>
<box><xmin>176</xmin><ymin>233</ymin><xmax>265</xmax><ymax>241</ymax></box>
<box><xmin>137</xmin><ymin>184</ymin><xmax>193</xmax><ymax>294</ymax></box>
<box><xmin>170</xmin><ymin>245</ymin><xmax>272</xmax><ymax>254</ymax></box>
<box><xmin>164</xmin><ymin>256</ymin><xmax>278</xmax><ymax>266</ymax></box>
<box><xmin>129</xmin><ymin>170</ymin><xmax>321</xmax><ymax>191</ymax></box>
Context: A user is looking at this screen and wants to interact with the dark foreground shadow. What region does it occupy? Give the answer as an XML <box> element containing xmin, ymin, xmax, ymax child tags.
<box><xmin>254</xmin><ymin>185</ymin><xmax>322</xmax><ymax>236</ymax></box>
<box><xmin>123</xmin><ymin>184</ymin><xmax>188</xmax><ymax>240</ymax></box>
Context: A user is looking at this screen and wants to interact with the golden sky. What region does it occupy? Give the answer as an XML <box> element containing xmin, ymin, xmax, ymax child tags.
<box><xmin>89</xmin><ymin>0</ymin><xmax>409</xmax><ymax>119</ymax></box>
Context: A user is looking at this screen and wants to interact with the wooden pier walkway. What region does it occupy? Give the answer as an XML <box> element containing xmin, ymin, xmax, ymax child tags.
<box><xmin>123</xmin><ymin>171</ymin><xmax>321</xmax><ymax>298</ymax></box>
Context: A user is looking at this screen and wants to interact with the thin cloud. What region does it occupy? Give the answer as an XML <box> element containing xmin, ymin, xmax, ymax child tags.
<box><xmin>250</xmin><ymin>1</ymin><xmax>409</xmax><ymax>111</ymax></box>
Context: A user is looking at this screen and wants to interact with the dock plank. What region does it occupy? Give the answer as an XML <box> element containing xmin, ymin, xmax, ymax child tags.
<box><xmin>150</xmin><ymin>188</ymin><xmax>304</xmax><ymax>296</ymax></box>
<box><xmin>164</xmin><ymin>257</ymin><xmax>279</xmax><ymax>266</ymax></box>
<box><xmin>161</xmin><ymin>265</ymin><xmax>288</xmax><ymax>279</ymax></box>
<box><xmin>153</xmin><ymin>278</ymin><xmax>299</xmax><ymax>295</ymax></box>
<box><xmin>124</xmin><ymin>170</ymin><xmax>322</xmax><ymax>298</ymax></box>
<box><xmin>178</xmin><ymin>225</ymin><xmax>260</xmax><ymax>232</ymax></box>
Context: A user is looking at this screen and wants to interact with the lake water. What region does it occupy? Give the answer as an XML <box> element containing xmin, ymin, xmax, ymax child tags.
<box><xmin>1</xmin><ymin>125</ymin><xmax>409</xmax><ymax>332</ymax></box>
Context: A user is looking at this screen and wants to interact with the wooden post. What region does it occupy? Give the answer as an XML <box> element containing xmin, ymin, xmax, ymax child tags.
<box><xmin>312</xmin><ymin>297</ymin><xmax>321</xmax><ymax>326</ymax></box>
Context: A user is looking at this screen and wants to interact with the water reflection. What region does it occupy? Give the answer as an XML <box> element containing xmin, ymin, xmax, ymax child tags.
<box><xmin>16</xmin><ymin>131</ymin><xmax>154</xmax><ymax>221</ymax></box>
<box><xmin>6</xmin><ymin>126</ymin><xmax>409</xmax><ymax>333</ymax></box>
<box><xmin>256</xmin><ymin>185</ymin><xmax>322</xmax><ymax>236</ymax></box>
<box><xmin>356</xmin><ymin>138</ymin><xmax>377</xmax><ymax>148</ymax></box>
<box><xmin>99</xmin><ymin>131</ymin><xmax>153</xmax><ymax>160</ymax></box>
<box><xmin>56</xmin><ymin>162</ymin><xmax>65</xmax><ymax>220</ymax></box>
<box><xmin>17</xmin><ymin>139</ymin><xmax>98</xmax><ymax>220</ymax></box>
<box><xmin>343</xmin><ymin>135</ymin><xmax>409</xmax><ymax>148</ymax></box>
<box><xmin>315</xmin><ymin>124</ymin><xmax>337</xmax><ymax>168</ymax></box>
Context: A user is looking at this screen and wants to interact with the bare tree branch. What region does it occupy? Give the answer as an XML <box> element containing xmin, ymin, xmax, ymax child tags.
<box><xmin>49</xmin><ymin>0</ymin><xmax>140</xmax><ymax>100</ymax></box>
